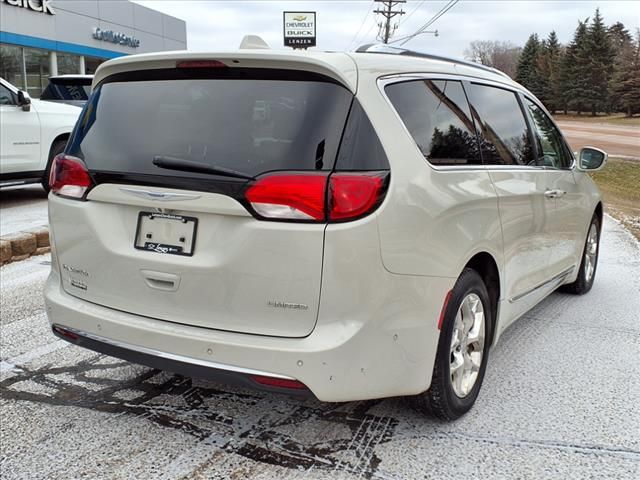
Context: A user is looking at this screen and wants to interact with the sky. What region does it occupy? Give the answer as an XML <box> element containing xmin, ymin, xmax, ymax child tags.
<box><xmin>135</xmin><ymin>0</ymin><xmax>640</xmax><ymax>58</ymax></box>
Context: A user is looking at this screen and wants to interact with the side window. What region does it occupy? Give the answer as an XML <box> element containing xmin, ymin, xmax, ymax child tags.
<box><xmin>524</xmin><ymin>98</ymin><xmax>573</xmax><ymax>169</ymax></box>
<box><xmin>0</xmin><ymin>84</ymin><xmax>16</xmax><ymax>106</ymax></box>
<box><xmin>385</xmin><ymin>80</ymin><xmax>481</xmax><ymax>165</ymax></box>
<box><xmin>467</xmin><ymin>83</ymin><xmax>535</xmax><ymax>166</ymax></box>
<box><xmin>335</xmin><ymin>99</ymin><xmax>389</xmax><ymax>170</ymax></box>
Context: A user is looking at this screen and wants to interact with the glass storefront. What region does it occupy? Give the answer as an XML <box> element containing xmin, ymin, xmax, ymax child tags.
<box><xmin>0</xmin><ymin>44</ymin><xmax>108</xmax><ymax>97</ymax></box>
<box><xmin>85</xmin><ymin>56</ymin><xmax>105</xmax><ymax>75</ymax></box>
<box><xmin>57</xmin><ymin>52</ymin><xmax>82</xmax><ymax>75</ymax></box>
<box><xmin>0</xmin><ymin>44</ymin><xmax>23</xmax><ymax>88</ymax></box>
<box><xmin>24</xmin><ymin>47</ymin><xmax>49</xmax><ymax>98</ymax></box>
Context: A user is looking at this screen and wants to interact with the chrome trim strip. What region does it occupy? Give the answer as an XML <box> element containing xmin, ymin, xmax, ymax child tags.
<box><xmin>56</xmin><ymin>324</ymin><xmax>296</xmax><ymax>380</ymax></box>
<box><xmin>119</xmin><ymin>187</ymin><xmax>201</xmax><ymax>202</ymax></box>
<box><xmin>509</xmin><ymin>266</ymin><xmax>575</xmax><ymax>303</ymax></box>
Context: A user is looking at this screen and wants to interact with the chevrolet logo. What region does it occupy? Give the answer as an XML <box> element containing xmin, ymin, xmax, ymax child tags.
<box><xmin>293</xmin><ymin>15</ymin><xmax>307</xmax><ymax>21</ymax></box>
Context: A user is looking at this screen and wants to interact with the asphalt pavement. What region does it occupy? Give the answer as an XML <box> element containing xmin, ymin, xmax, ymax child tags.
<box><xmin>1</xmin><ymin>216</ymin><xmax>639</xmax><ymax>479</ymax></box>
<box><xmin>557</xmin><ymin>121</ymin><xmax>640</xmax><ymax>160</ymax></box>
<box><xmin>0</xmin><ymin>185</ymin><xmax>48</xmax><ymax>236</ymax></box>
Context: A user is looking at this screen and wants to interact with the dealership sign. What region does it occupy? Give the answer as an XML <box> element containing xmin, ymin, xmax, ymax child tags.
<box><xmin>1</xmin><ymin>0</ymin><xmax>55</xmax><ymax>15</ymax></box>
<box><xmin>92</xmin><ymin>27</ymin><xmax>140</xmax><ymax>48</ymax></box>
<box><xmin>283</xmin><ymin>11</ymin><xmax>316</xmax><ymax>48</ymax></box>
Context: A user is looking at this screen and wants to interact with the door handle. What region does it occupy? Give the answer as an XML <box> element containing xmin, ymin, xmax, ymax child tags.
<box><xmin>544</xmin><ymin>189</ymin><xmax>566</xmax><ymax>199</ymax></box>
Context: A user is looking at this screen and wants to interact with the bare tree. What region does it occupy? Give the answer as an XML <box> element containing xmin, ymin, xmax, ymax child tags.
<box><xmin>464</xmin><ymin>40</ymin><xmax>522</xmax><ymax>78</ymax></box>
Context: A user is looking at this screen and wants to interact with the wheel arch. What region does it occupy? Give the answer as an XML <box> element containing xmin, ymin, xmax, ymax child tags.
<box><xmin>463</xmin><ymin>252</ymin><xmax>500</xmax><ymax>347</ymax></box>
<box><xmin>48</xmin><ymin>133</ymin><xmax>70</xmax><ymax>160</ymax></box>
<box><xmin>594</xmin><ymin>202</ymin><xmax>603</xmax><ymax>230</ymax></box>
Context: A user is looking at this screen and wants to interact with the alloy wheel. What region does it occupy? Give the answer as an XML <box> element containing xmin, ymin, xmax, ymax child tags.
<box><xmin>450</xmin><ymin>293</ymin><xmax>486</xmax><ymax>398</ymax></box>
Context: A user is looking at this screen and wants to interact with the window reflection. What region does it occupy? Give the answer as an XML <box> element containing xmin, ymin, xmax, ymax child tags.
<box><xmin>525</xmin><ymin>99</ymin><xmax>572</xmax><ymax>169</ymax></box>
<box><xmin>386</xmin><ymin>80</ymin><xmax>482</xmax><ymax>165</ymax></box>
<box><xmin>467</xmin><ymin>84</ymin><xmax>534</xmax><ymax>166</ymax></box>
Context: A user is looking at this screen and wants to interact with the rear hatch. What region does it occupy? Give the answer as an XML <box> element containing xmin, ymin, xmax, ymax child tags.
<box><xmin>40</xmin><ymin>75</ymin><xmax>92</xmax><ymax>106</ymax></box>
<box><xmin>50</xmin><ymin>62</ymin><xmax>354</xmax><ymax>338</ymax></box>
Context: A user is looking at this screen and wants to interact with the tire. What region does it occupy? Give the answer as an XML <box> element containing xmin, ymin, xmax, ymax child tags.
<box><xmin>561</xmin><ymin>215</ymin><xmax>601</xmax><ymax>295</ymax></box>
<box><xmin>42</xmin><ymin>139</ymin><xmax>67</xmax><ymax>193</ymax></box>
<box><xmin>410</xmin><ymin>268</ymin><xmax>492</xmax><ymax>420</ymax></box>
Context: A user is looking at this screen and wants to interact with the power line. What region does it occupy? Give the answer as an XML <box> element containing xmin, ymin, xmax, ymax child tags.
<box><xmin>347</xmin><ymin>0</ymin><xmax>376</xmax><ymax>50</ymax></box>
<box><xmin>392</xmin><ymin>0</ymin><xmax>459</xmax><ymax>46</ymax></box>
<box><xmin>374</xmin><ymin>0</ymin><xmax>406</xmax><ymax>44</ymax></box>
<box><xmin>395</xmin><ymin>0</ymin><xmax>455</xmax><ymax>44</ymax></box>
<box><xmin>397</xmin><ymin>0</ymin><xmax>427</xmax><ymax>28</ymax></box>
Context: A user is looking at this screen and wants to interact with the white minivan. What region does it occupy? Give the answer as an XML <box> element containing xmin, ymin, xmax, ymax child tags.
<box><xmin>45</xmin><ymin>45</ymin><xmax>606</xmax><ymax>419</ymax></box>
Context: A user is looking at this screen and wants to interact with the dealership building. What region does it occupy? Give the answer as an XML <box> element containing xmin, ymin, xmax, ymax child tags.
<box><xmin>0</xmin><ymin>0</ymin><xmax>186</xmax><ymax>97</ymax></box>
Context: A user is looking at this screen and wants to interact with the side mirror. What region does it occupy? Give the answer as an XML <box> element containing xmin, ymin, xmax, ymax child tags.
<box><xmin>577</xmin><ymin>146</ymin><xmax>607</xmax><ymax>172</ymax></box>
<box><xmin>17</xmin><ymin>90</ymin><xmax>31</xmax><ymax>112</ymax></box>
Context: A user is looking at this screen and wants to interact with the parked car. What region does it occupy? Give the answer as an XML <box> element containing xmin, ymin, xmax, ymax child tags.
<box><xmin>40</xmin><ymin>75</ymin><xmax>93</xmax><ymax>107</ymax></box>
<box><xmin>45</xmin><ymin>43</ymin><xmax>607</xmax><ymax>420</ymax></box>
<box><xmin>0</xmin><ymin>77</ymin><xmax>81</xmax><ymax>191</ymax></box>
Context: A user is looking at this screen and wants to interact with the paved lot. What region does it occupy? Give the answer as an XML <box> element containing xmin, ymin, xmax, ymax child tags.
<box><xmin>557</xmin><ymin>121</ymin><xmax>640</xmax><ymax>160</ymax></box>
<box><xmin>1</xmin><ymin>216</ymin><xmax>638</xmax><ymax>479</ymax></box>
<box><xmin>0</xmin><ymin>185</ymin><xmax>48</xmax><ymax>236</ymax></box>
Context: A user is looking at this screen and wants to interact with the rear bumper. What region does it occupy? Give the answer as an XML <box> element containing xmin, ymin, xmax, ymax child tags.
<box><xmin>51</xmin><ymin>324</ymin><xmax>312</xmax><ymax>397</ymax></box>
<box><xmin>45</xmin><ymin>269</ymin><xmax>453</xmax><ymax>402</ymax></box>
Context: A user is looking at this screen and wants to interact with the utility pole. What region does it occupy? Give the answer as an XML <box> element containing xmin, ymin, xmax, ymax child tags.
<box><xmin>374</xmin><ymin>0</ymin><xmax>406</xmax><ymax>44</ymax></box>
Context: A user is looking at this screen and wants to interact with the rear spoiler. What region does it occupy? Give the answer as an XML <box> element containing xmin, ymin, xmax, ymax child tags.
<box><xmin>92</xmin><ymin>51</ymin><xmax>358</xmax><ymax>93</ymax></box>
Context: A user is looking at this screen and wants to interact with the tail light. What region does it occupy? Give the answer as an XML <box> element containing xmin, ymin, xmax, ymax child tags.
<box><xmin>245</xmin><ymin>173</ymin><xmax>327</xmax><ymax>221</ymax></box>
<box><xmin>176</xmin><ymin>60</ymin><xmax>227</xmax><ymax>69</ymax></box>
<box><xmin>328</xmin><ymin>172</ymin><xmax>386</xmax><ymax>221</ymax></box>
<box><xmin>244</xmin><ymin>171</ymin><xmax>388</xmax><ymax>223</ymax></box>
<box><xmin>49</xmin><ymin>154</ymin><xmax>94</xmax><ymax>200</ymax></box>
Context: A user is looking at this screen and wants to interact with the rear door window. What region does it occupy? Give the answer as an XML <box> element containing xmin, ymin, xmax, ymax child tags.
<box><xmin>524</xmin><ymin>98</ymin><xmax>573</xmax><ymax>169</ymax></box>
<box><xmin>466</xmin><ymin>83</ymin><xmax>535</xmax><ymax>166</ymax></box>
<box><xmin>67</xmin><ymin>69</ymin><xmax>352</xmax><ymax>180</ymax></box>
<box><xmin>385</xmin><ymin>80</ymin><xmax>481</xmax><ymax>165</ymax></box>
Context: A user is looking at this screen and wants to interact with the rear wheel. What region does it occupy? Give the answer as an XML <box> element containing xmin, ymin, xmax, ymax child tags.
<box><xmin>42</xmin><ymin>139</ymin><xmax>67</xmax><ymax>193</ymax></box>
<box><xmin>411</xmin><ymin>268</ymin><xmax>492</xmax><ymax>420</ymax></box>
<box><xmin>561</xmin><ymin>215</ymin><xmax>600</xmax><ymax>295</ymax></box>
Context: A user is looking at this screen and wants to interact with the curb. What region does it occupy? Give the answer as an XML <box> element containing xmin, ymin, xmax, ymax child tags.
<box><xmin>0</xmin><ymin>226</ymin><xmax>50</xmax><ymax>266</ymax></box>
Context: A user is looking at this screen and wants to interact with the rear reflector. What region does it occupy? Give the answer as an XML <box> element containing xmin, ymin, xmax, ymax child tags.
<box><xmin>52</xmin><ymin>325</ymin><xmax>79</xmax><ymax>341</ymax></box>
<box><xmin>251</xmin><ymin>375</ymin><xmax>307</xmax><ymax>390</ymax></box>
<box><xmin>49</xmin><ymin>154</ymin><xmax>93</xmax><ymax>199</ymax></box>
<box><xmin>176</xmin><ymin>60</ymin><xmax>227</xmax><ymax>69</ymax></box>
<box><xmin>438</xmin><ymin>290</ymin><xmax>453</xmax><ymax>330</ymax></box>
<box><xmin>244</xmin><ymin>171</ymin><xmax>388</xmax><ymax>223</ymax></box>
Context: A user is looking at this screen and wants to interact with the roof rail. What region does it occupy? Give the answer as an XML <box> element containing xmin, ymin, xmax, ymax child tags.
<box><xmin>355</xmin><ymin>43</ymin><xmax>512</xmax><ymax>80</ymax></box>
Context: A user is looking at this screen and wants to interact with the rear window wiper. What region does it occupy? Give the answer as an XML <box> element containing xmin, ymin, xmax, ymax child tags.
<box><xmin>152</xmin><ymin>155</ymin><xmax>254</xmax><ymax>180</ymax></box>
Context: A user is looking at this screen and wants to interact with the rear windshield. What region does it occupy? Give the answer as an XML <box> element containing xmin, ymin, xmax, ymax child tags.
<box><xmin>67</xmin><ymin>69</ymin><xmax>352</xmax><ymax>179</ymax></box>
<box><xmin>41</xmin><ymin>83</ymin><xmax>90</xmax><ymax>101</ymax></box>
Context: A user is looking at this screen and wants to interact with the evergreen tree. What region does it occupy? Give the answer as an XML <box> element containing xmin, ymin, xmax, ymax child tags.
<box><xmin>608</xmin><ymin>22</ymin><xmax>634</xmax><ymax>112</ymax></box>
<box><xmin>516</xmin><ymin>34</ymin><xmax>548</xmax><ymax>101</ymax></box>
<box><xmin>537</xmin><ymin>31</ymin><xmax>563</xmax><ymax>112</ymax></box>
<box><xmin>611</xmin><ymin>30</ymin><xmax>640</xmax><ymax>116</ymax></box>
<box><xmin>560</xmin><ymin>19</ymin><xmax>590</xmax><ymax>115</ymax></box>
<box><xmin>608</xmin><ymin>21</ymin><xmax>633</xmax><ymax>56</ymax></box>
<box><xmin>584</xmin><ymin>9</ymin><xmax>614</xmax><ymax>115</ymax></box>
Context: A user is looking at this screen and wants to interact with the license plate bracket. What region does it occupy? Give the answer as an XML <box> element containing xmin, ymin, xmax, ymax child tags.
<box><xmin>134</xmin><ymin>212</ymin><xmax>198</xmax><ymax>256</ymax></box>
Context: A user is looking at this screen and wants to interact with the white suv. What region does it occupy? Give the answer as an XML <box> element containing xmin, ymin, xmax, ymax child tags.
<box><xmin>45</xmin><ymin>45</ymin><xmax>606</xmax><ymax>419</ymax></box>
<box><xmin>0</xmin><ymin>77</ymin><xmax>81</xmax><ymax>190</ymax></box>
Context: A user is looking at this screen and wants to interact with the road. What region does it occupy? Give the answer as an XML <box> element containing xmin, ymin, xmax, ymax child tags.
<box><xmin>1</xmin><ymin>216</ymin><xmax>639</xmax><ymax>479</ymax></box>
<box><xmin>557</xmin><ymin>121</ymin><xmax>640</xmax><ymax>159</ymax></box>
